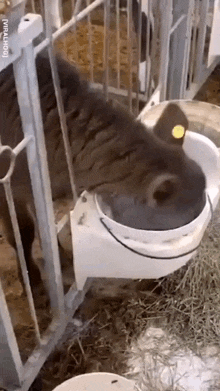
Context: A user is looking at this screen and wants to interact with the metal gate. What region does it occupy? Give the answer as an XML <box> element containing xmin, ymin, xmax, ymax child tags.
<box><xmin>0</xmin><ymin>0</ymin><xmax>219</xmax><ymax>390</ymax></box>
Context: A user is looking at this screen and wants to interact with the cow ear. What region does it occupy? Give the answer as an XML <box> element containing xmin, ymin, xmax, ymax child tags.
<box><xmin>153</xmin><ymin>103</ymin><xmax>188</xmax><ymax>146</ymax></box>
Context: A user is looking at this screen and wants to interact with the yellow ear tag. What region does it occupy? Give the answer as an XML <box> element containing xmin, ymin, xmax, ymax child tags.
<box><xmin>172</xmin><ymin>125</ymin><xmax>185</xmax><ymax>139</ymax></box>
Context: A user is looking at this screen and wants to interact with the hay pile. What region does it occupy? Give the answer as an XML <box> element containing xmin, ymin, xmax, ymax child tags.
<box><xmin>39</xmin><ymin>203</ymin><xmax>220</xmax><ymax>390</ymax></box>
<box><xmin>55</xmin><ymin>13</ymin><xmax>139</xmax><ymax>90</ymax></box>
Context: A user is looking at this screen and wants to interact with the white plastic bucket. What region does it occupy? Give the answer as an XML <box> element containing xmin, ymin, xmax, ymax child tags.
<box><xmin>52</xmin><ymin>372</ymin><xmax>136</xmax><ymax>391</ymax></box>
<box><xmin>94</xmin><ymin>130</ymin><xmax>220</xmax><ymax>256</ymax></box>
<box><xmin>71</xmin><ymin>100</ymin><xmax>220</xmax><ymax>289</ymax></box>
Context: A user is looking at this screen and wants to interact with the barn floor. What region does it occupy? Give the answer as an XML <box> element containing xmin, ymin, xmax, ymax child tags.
<box><xmin>1</xmin><ymin>5</ymin><xmax>220</xmax><ymax>391</ymax></box>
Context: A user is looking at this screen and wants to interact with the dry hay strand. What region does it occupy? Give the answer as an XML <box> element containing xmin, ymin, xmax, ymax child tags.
<box><xmin>126</xmin><ymin>326</ymin><xmax>220</xmax><ymax>391</ymax></box>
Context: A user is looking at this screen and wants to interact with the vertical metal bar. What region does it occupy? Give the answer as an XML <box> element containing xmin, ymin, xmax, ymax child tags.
<box><xmin>45</xmin><ymin>0</ymin><xmax>63</xmax><ymax>29</ymax></box>
<box><xmin>39</xmin><ymin>0</ymin><xmax>44</xmax><ymax>17</ymax></box>
<box><xmin>194</xmin><ymin>0</ymin><xmax>209</xmax><ymax>76</ymax></box>
<box><xmin>207</xmin><ymin>0</ymin><xmax>220</xmax><ymax>66</ymax></box>
<box><xmin>13</xmin><ymin>44</ymin><xmax>65</xmax><ymax>317</ymax></box>
<box><xmin>188</xmin><ymin>0</ymin><xmax>199</xmax><ymax>85</ymax></box>
<box><xmin>74</xmin><ymin>0</ymin><xmax>83</xmax><ymax>14</ymax></box>
<box><xmin>71</xmin><ymin>0</ymin><xmax>76</xmax><ymax>16</ymax></box>
<box><xmin>127</xmin><ymin>0</ymin><xmax>133</xmax><ymax>112</ymax></box>
<box><xmin>3</xmin><ymin>180</ymin><xmax>41</xmax><ymax>342</ymax></box>
<box><xmin>0</xmin><ymin>279</ymin><xmax>23</xmax><ymax>388</ymax></box>
<box><xmin>145</xmin><ymin>0</ymin><xmax>151</xmax><ymax>97</ymax></box>
<box><xmin>149</xmin><ymin>0</ymin><xmax>158</xmax><ymax>96</ymax></box>
<box><xmin>86</xmin><ymin>0</ymin><xmax>94</xmax><ymax>82</ymax></box>
<box><xmin>135</xmin><ymin>0</ymin><xmax>142</xmax><ymax>115</ymax></box>
<box><xmin>72</xmin><ymin>0</ymin><xmax>81</xmax><ymax>65</ymax></box>
<box><xmin>116</xmin><ymin>0</ymin><xmax>121</xmax><ymax>89</ymax></box>
<box><xmin>158</xmin><ymin>0</ymin><xmax>172</xmax><ymax>101</ymax></box>
<box><xmin>103</xmin><ymin>0</ymin><xmax>110</xmax><ymax>100</ymax></box>
<box><xmin>167</xmin><ymin>0</ymin><xmax>193</xmax><ymax>99</ymax></box>
<box><xmin>44</xmin><ymin>0</ymin><xmax>78</xmax><ymax>204</ymax></box>
<box><xmin>147</xmin><ymin>0</ymin><xmax>156</xmax><ymax>99</ymax></box>
<box><xmin>31</xmin><ymin>0</ymin><xmax>36</xmax><ymax>13</ymax></box>
<box><xmin>73</xmin><ymin>23</ymin><xmax>79</xmax><ymax>65</ymax></box>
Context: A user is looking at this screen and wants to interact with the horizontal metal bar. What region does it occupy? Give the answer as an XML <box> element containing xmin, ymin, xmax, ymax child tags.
<box><xmin>91</xmin><ymin>82</ymin><xmax>148</xmax><ymax>101</ymax></box>
<box><xmin>13</xmin><ymin>135</ymin><xmax>33</xmax><ymax>156</ymax></box>
<box><xmin>169</xmin><ymin>14</ymin><xmax>187</xmax><ymax>35</ymax></box>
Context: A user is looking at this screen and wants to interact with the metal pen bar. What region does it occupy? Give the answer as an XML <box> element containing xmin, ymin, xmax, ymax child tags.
<box><xmin>31</xmin><ymin>0</ymin><xmax>36</xmax><ymax>13</ymax></box>
<box><xmin>158</xmin><ymin>0</ymin><xmax>172</xmax><ymax>101</ymax></box>
<box><xmin>180</xmin><ymin>0</ymin><xmax>195</xmax><ymax>97</ymax></box>
<box><xmin>135</xmin><ymin>0</ymin><xmax>142</xmax><ymax>116</ymax></box>
<box><xmin>92</xmin><ymin>81</ymin><xmax>147</xmax><ymax>100</ymax></box>
<box><xmin>12</xmin><ymin>136</ymin><xmax>33</xmax><ymax>157</ymax></box>
<box><xmin>87</xmin><ymin>0</ymin><xmax>94</xmax><ymax>83</ymax></box>
<box><xmin>127</xmin><ymin>0</ymin><xmax>133</xmax><ymax>112</ymax></box>
<box><xmin>148</xmin><ymin>0</ymin><xmax>156</xmax><ymax>100</ymax></box>
<box><xmin>44</xmin><ymin>2</ymin><xmax>78</xmax><ymax>204</ymax></box>
<box><xmin>44</xmin><ymin>0</ymin><xmax>63</xmax><ymax>29</ymax></box>
<box><xmin>167</xmin><ymin>0</ymin><xmax>193</xmax><ymax>99</ymax></box>
<box><xmin>0</xmin><ymin>277</ymin><xmax>23</xmax><ymax>388</ymax></box>
<box><xmin>39</xmin><ymin>0</ymin><xmax>44</xmax><ymax>16</ymax></box>
<box><xmin>169</xmin><ymin>14</ymin><xmax>187</xmax><ymax>35</ymax></box>
<box><xmin>194</xmin><ymin>0</ymin><xmax>209</xmax><ymax>80</ymax></box>
<box><xmin>116</xmin><ymin>0</ymin><xmax>120</xmax><ymax>89</ymax></box>
<box><xmin>71</xmin><ymin>0</ymin><xmax>76</xmax><ymax>16</ymax></box>
<box><xmin>72</xmin><ymin>0</ymin><xmax>80</xmax><ymax>66</ymax></box>
<box><xmin>3</xmin><ymin>181</ymin><xmax>41</xmax><ymax>342</ymax></box>
<box><xmin>144</xmin><ymin>0</ymin><xmax>151</xmax><ymax>96</ymax></box>
<box><xmin>103</xmin><ymin>0</ymin><xmax>110</xmax><ymax>100</ymax></box>
<box><xmin>188</xmin><ymin>0</ymin><xmax>199</xmax><ymax>86</ymax></box>
<box><xmin>13</xmin><ymin>43</ymin><xmax>65</xmax><ymax>317</ymax></box>
<box><xmin>74</xmin><ymin>0</ymin><xmax>83</xmax><ymax>15</ymax></box>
